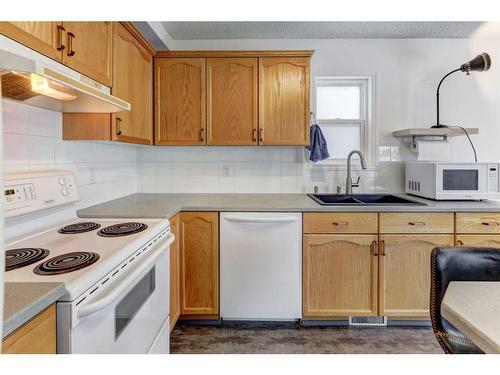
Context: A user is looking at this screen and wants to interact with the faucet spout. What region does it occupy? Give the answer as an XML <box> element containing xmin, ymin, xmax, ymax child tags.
<box><xmin>345</xmin><ymin>150</ymin><xmax>367</xmax><ymax>195</ymax></box>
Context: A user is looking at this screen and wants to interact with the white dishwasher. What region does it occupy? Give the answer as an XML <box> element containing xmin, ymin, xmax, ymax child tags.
<box><xmin>220</xmin><ymin>212</ymin><xmax>302</xmax><ymax>321</ymax></box>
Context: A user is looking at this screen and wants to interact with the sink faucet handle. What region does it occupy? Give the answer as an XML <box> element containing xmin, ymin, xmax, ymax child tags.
<box><xmin>352</xmin><ymin>176</ymin><xmax>361</xmax><ymax>187</ymax></box>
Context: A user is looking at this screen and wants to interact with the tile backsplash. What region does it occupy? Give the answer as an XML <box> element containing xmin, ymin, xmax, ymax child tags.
<box><xmin>137</xmin><ymin>146</ymin><xmax>405</xmax><ymax>194</ymax></box>
<box><xmin>2</xmin><ymin>99</ymin><xmax>138</xmax><ymax>237</ymax></box>
<box><xmin>3</xmin><ymin>98</ymin><xmax>406</xmax><ymax>233</ymax></box>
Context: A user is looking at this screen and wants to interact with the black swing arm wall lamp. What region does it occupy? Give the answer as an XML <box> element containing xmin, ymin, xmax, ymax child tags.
<box><xmin>432</xmin><ymin>52</ymin><xmax>491</xmax><ymax>129</ymax></box>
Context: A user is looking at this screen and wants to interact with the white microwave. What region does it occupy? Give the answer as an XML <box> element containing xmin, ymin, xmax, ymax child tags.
<box><xmin>405</xmin><ymin>161</ymin><xmax>500</xmax><ymax>200</ymax></box>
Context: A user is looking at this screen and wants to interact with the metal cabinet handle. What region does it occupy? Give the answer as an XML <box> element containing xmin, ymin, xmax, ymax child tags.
<box><xmin>381</xmin><ymin>240</ymin><xmax>386</xmax><ymax>256</ymax></box>
<box><xmin>252</xmin><ymin>128</ymin><xmax>257</xmax><ymax>143</ymax></box>
<box><xmin>332</xmin><ymin>221</ymin><xmax>349</xmax><ymax>226</ymax></box>
<box><xmin>67</xmin><ymin>32</ymin><xmax>75</xmax><ymax>56</ymax></box>
<box><xmin>481</xmin><ymin>221</ymin><xmax>499</xmax><ymax>226</ymax></box>
<box><xmin>409</xmin><ymin>222</ymin><xmax>426</xmax><ymax>226</ymax></box>
<box><xmin>372</xmin><ymin>240</ymin><xmax>378</xmax><ymax>256</ymax></box>
<box><xmin>259</xmin><ymin>128</ymin><xmax>264</xmax><ymax>143</ymax></box>
<box><xmin>200</xmin><ymin>128</ymin><xmax>204</xmax><ymax>142</ymax></box>
<box><xmin>115</xmin><ymin>117</ymin><xmax>122</xmax><ymax>135</ymax></box>
<box><xmin>57</xmin><ymin>25</ymin><xmax>66</xmax><ymax>51</ymax></box>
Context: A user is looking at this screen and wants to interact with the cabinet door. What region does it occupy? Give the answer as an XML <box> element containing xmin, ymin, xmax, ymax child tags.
<box><xmin>456</xmin><ymin>235</ymin><xmax>500</xmax><ymax>248</ymax></box>
<box><xmin>379</xmin><ymin>235</ymin><xmax>454</xmax><ymax>318</ymax></box>
<box><xmin>169</xmin><ymin>214</ymin><xmax>181</xmax><ymax>332</ymax></box>
<box><xmin>155</xmin><ymin>58</ymin><xmax>206</xmax><ymax>145</ymax></box>
<box><xmin>303</xmin><ymin>234</ymin><xmax>378</xmax><ymax>317</ymax></box>
<box><xmin>207</xmin><ymin>58</ymin><xmax>258</xmax><ymax>145</ymax></box>
<box><xmin>0</xmin><ymin>22</ymin><xmax>63</xmax><ymax>61</ymax></box>
<box><xmin>62</xmin><ymin>22</ymin><xmax>113</xmax><ymax>86</ymax></box>
<box><xmin>111</xmin><ymin>23</ymin><xmax>153</xmax><ymax>145</ymax></box>
<box><xmin>259</xmin><ymin>57</ymin><xmax>310</xmax><ymax>145</ymax></box>
<box><xmin>2</xmin><ymin>305</ymin><xmax>56</xmax><ymax>354</ymax></box>
<box><xmin>180</xmin><ymin>212</ymin><xmax>219</xmax><ymax>317</ymax></box>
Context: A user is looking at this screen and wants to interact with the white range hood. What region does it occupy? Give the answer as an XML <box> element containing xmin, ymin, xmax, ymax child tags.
<box><xmin>0</xmin><ymin>35</ymin><xmax>130</xmax><ymax>113</ymax></box>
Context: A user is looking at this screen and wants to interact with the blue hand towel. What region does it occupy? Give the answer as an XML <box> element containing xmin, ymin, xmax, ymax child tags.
<box><xmin>306</xmin><ymin>124</ymin><xmax>330</xmax><ymax>162</ymax></box>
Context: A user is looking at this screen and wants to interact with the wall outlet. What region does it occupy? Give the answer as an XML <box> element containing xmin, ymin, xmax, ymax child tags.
<box><xmin>222</xmin><ymin>165</ymin><xmax>231</xmax><ymax>177</ymax></box>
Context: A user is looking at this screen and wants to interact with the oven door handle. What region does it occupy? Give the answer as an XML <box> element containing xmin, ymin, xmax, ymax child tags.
<box><xmin>76</xmin><ymin>233</ymin><xmax>175</xmax><ymax>319</ymax></box>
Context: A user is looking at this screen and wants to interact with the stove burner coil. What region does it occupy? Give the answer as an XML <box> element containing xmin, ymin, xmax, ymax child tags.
<box><xmin>58</xmin><ymin>222</ymin><xmax>101</xmax><ymax>234</ymax></box>
<box><xmin>33</xmin><ymin>252</ymin><xmax>100</xmax><ymax>275</ymax></box>
<box><xmin>97</xmin><ymin>222</ymin><xmax>148</xmax><ymax>237</ymax></box>
<box><xmin>5</xmin><ymin>248</ymin><xmax>50</xmax><ymax>271</ymax></box>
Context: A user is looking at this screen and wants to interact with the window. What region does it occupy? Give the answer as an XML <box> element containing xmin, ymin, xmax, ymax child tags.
<box><xmin>314</xmin><ymin>76</ymin><xmax>374</xmax><ymax>166</ymax></box>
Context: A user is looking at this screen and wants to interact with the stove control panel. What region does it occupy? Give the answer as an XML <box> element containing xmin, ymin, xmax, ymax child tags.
<box><xmin>4</xmin><ymin>171</ymin><xmax>79</xmax><ymax>219</ymax></box>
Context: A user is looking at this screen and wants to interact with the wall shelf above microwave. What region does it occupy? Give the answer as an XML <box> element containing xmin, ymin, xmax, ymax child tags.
<box><xmin>393</xmin><ymin>127</ymin><xmax>479</xmax><ymax>150</ymax></box>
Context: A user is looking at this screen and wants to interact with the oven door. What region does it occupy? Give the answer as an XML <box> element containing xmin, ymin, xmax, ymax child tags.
<box><xmin>436</xmin><ymin>164</ymin><xmax>487</xmax><ymax>199</ymax></box>
<box><xmin>68</xmin><ymin>235</ymin><xmax>172</xmax><ymax>354</ymax></box>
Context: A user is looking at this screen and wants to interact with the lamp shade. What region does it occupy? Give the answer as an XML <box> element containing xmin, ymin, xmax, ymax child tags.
<box><xmin>461</xmin><ymin>53</ymin><xmax>491</xmax><ymax>73</ymax></box>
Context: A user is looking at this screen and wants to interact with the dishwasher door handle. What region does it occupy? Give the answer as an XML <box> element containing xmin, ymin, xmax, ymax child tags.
<box><xmin>223</xmin><ymin>215</ymin><xmax>299</xmax><ymax>223</ymax></box>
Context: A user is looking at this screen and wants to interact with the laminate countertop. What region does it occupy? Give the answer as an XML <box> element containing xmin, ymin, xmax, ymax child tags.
<box><xmin>442</xmin><ymin>282</ymin><xmax>500</xmax><ymax>354</ymax></box>
<box><xmin>3</xmin><ymin>282</ymin><xmax>65</xmax><ymax>338</ymax></box>
<box><xmin>77</xmin><ymin>193</ymin><xmax>500</xmax><ymax>219</ymax></box>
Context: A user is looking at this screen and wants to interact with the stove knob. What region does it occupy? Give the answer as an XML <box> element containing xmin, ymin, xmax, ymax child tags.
<box><xmin>59</xmin><ymin>176</ymin><xmax>66</xmax><ymax>186</ymax></box>
<box><xmin>61</xmin><ymin>187</ymin><xmax>69</xmax><ymax>196</ymax></box>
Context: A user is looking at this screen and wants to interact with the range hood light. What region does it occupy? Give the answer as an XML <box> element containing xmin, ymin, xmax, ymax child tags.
<box><xmin>30</xmin><ymin>73</ymin><xmax>77</xmax><ymax>101</ymax></box>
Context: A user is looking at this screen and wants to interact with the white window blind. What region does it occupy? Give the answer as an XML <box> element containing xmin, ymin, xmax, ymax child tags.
<box><xmin>314</xmin><ymin>76</ymin><xmax>374</xmax><ymax>165</ymax></box>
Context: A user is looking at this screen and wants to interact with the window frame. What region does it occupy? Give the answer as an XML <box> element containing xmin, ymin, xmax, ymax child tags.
<box><xmin>313</xmin><ymin>76</ymin><xmax>375</xmax><ymax>169</ymax></box>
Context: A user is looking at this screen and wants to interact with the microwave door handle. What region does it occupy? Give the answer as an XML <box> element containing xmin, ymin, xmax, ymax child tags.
<box><xmin>76</xmin><ymin>233</ymin><xmax>175</xmax><ymax>319</ymax></box>
<box><xmin>223</xmin><ymin>215</ymin><xmax>298</xmax><ymax>223</ymax></box>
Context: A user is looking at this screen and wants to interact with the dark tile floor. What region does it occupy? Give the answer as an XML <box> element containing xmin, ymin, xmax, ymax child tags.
<box><xmin>170</xmin><ymin>324</ymin><xmax>443</xmax><ymax>354</ymax></box>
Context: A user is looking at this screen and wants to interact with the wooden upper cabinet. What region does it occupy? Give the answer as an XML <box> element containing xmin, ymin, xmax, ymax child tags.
<box><xmin>0</xmin><ymin>22</ymin><xmax>63</xmax><ymax>61</ymax></box>
<box><xmin>378</xmin><ymin>234</ymin><xmax>454</xmax><ymax>318</ymax></box>
<box><xmin>179</xmin><ymin>212</ymin><xmax>219</xmax><ymax>317</ymax></box>
<box><xmin>259</xmin><ymin>57</ymin><xmax>310</xmax><ymax>145</ymax></box>
<box><xmin>62</xmin><ymin>22</ymin><xmax>113</xmax><ymax>86</ymax></box>
<box><xmin>155</xmin><ymin>58</ymin><xmax>206</xmax><ymax>145</ymax></box>
<box><xmin>111</xmin><ymin>23</ymin><xmax>153</xmax><ymax>144</ymax></box>
<box><xmin>207</xmin><ymin>58</ymin><xmax>258</xmax><ymax>145</ymax></box>
<box><xmin>303</xmin><ymin>234</ymin><xmax>378</xmax><ymax>317</ymax></box>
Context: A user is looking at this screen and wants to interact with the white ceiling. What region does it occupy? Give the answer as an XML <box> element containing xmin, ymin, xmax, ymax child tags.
<box><xmin>160</xmin><ymin>21</ymin><xmax>485</xmax><ymax>40</ymax></box>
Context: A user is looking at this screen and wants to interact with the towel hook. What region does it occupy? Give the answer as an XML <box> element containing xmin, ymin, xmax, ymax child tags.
<box><xmin>310</xmin><ymin>112</ymin><xmax>318</xmax><ymax>126</ymax></box>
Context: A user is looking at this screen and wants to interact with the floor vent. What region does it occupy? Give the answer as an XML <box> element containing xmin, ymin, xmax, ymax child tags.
<box><xmin>349</xmin><ymin>316</ymin><xmax>387</xmax><ymax>326</ymax></box>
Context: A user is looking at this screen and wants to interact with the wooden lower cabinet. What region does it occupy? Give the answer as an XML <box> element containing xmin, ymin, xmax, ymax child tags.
<box><xmin>303</xmin><ymin>234</ymin><xmax>378</xmax><ymax>317</ymax></box>
<box><xmin>169</xmin><ymin>214</ymin><xmax>181</xmax><ymax>331</ymax></box>
<box><xmin>2</xmin><ymin>305</ymin><xmax>56</xmax><ymax>354</ymax></box>
<box><xmin>378</xmin><ymin>234</ymin><xmax>454</xmax><ymax>318</ymax></box>
<box><xmin>456</xmin><ymin>235</ymin><xmax>500</xmax><ymax>248</ymax></box>
<box><xmin>179</xmin><ymin>212</ymin><xmax>219</xmax><ymax>317</ymax></box>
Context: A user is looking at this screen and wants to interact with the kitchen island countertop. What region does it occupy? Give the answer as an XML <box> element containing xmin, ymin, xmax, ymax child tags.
<box><xmin>77</xmin><ymin>193</ymin><xmax>500</xmax><ymax>219</ymax></box>
<box><xmin>442</xmin><ymin>281</ymin><xmax>500</xmax><ymax>354</ymax></box>
<box><xmin>3</xmin><ymin>282</ymin><xmax>65</xmax><ymax>338</ymax></box>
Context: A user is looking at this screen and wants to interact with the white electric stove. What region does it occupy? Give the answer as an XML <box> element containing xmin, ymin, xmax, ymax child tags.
<box><xmin>4</xmin><ymin>171</ymin><xmax>174</xmax><ymax>354</ymax></box>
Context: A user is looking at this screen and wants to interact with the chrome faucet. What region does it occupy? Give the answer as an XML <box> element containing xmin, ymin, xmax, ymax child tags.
<box><xmin>345</xmin><ymin>150</ymin><xmax>367</xmax><ymax>195</ymax></box>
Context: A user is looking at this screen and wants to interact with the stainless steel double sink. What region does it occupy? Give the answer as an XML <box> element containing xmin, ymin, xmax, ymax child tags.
<box><xmin>308</xmin><ymin>194</ymin><xmax>426</xmax><ymax>206</ymax></box>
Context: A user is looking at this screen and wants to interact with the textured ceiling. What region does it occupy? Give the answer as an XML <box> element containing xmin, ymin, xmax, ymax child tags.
<box><xmin>160</xmin><ymin>21</ymin><xmax>485</xmax><ymax>40</ymax></box>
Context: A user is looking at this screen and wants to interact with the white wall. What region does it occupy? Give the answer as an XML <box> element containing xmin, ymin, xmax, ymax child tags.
<box><xmin>138</xmin><ymin>35</ymin><xmax>500</xmax><ymax>193</ymax></box>
<box><xmin>4</xmin><ymin>34</ymin><xmax>500</xmax><ymax>218</ymax></box>
<box><xmin>2</xmin><ymin>99</ymin><xmax>138</xmax><ymax>240</ymax></box>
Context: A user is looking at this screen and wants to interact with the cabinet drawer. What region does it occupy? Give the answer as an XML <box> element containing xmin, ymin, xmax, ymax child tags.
<box><xmin>379</xmin><ymin>213</ymin><xmax>453</xmax><ymax>234</ymax></box>
<box><xmin>456</xmin><ymin>213</ymin><xmax>500</xmax><ymax>234</ymax></box>
<box><xmin>303</xmin><ymin>213</ymin><xmax>378</xmax><ymax>234</ymax></box>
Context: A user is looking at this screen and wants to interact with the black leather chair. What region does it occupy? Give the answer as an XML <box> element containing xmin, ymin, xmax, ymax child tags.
<box><xmin>430</xmin><ymin>247</ymin><xmax>500</xmax><ymax>354</ymax></box>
